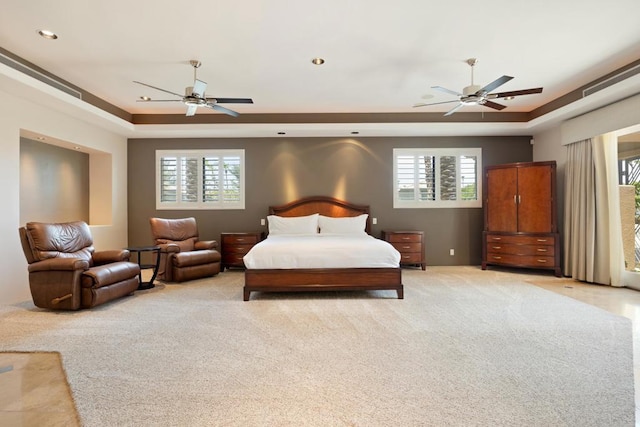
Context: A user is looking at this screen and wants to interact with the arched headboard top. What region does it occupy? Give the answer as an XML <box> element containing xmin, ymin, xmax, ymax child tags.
<box><xmin>268</xmin><ymin>196</ymin><xmax>371</xmax><ymax>234</ymax></box>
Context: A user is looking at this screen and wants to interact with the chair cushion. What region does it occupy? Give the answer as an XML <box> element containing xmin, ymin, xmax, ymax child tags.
<box><xmin>173</xmin><ymin>250</ymin><xmax>221</xmax><ymax>268</ymax></box>
<box><xmin>25</xmin><ymin>221</ymin><xmax>94</xmax><ymax>262</ymax></box>
<box><xmin>81</xmin><ymin>261</ymin><xmax>140</xmax><ymax>289</ymax></box>
<box><xmin>150</xmin><ymin>217</ymin><xmax>198</xmax><ymax>241</ymax></box>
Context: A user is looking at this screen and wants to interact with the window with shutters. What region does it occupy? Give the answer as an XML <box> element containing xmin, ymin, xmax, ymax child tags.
<box><xmin>393</xmin><ymin>148</ymin><xmax>482</xmax><ymax>208</ymax></box>
<box><xmin>156</xmin><ymin>149</ymin><xmax>245</xmax><ymax>210</ymax></box>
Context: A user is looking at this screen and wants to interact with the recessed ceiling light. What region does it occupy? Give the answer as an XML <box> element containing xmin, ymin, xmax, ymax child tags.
<box><xmin>37</xmin><ymin>29</ymin><xmax>58</xmax><ymax>40</ymax></box>
<box><xmin>503</xmin><ymin>96</ymin><xmax>515</xmax><ymax>101</ymax></box>
<box><xmin>277</xmin><ymin>131</ymin><xmax>286</xmax><ymax>135</ymax></box>
<box><xmin>36</xmin><ymin>136</ymin><xmax>46</xmax><ymax>141</ymax></box>
<box><xmin>311</xmin><ymin>57</ymin><xmax>325</xmax><ymax>65</ymax></box>
<box><xmin>351</xmin><ymin>131</ymin><xmax>359</xmax><ymax>135</ymax></box>
<box><xmin>140</xmin><ymin>96</ymin><xmax>151</xmax><ymax>101</ymax></box>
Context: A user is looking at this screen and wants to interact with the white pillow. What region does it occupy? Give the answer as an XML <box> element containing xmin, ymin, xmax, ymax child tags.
<box><xmin>267</xmin><ymin>213</ymin><xmax>319</xmax><ymax>235</ymax></box>
<box><xmin>318</xmin><ymin>214</ymin><xmax>368</xmax><ymax>235</ymax></box>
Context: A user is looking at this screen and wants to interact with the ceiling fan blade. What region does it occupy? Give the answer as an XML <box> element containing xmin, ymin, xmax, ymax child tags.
<box><xmin>206</xmin><ymin>97</ymin><xmax>254</xmax><ymax>104</ymax></box>
<box><xmin>431</xmin><ymin>86</ymin><xmax>463</xmax><ymax>97</ymax></box>
<box><xmin>479</xmin><ymin>75</ymin><xmax>513</xmax><ymax>93</ymax></box>
<box><xmin>133</xmin><ymin>81</ymin><xmax>183</xmax><ymax>98</ymax></box>
<box><xmin>192</xmin><ymin>79</ymin><xmax>207</xmax><ymax>97</ymax></box>
<box><xmin>490</xmin><ymin>87</ymin><xmax>543</xmax><ymax>98</ymax></box>
<box><xmin>185</xmin><ymin>104</ymin><xmax>198</xmax><ymax>116</ymax></box>
<box><xmin>136</xmin><ymin>99</ymin><xmax>183</xmax><ymax>102</ymax></box>
<box><xmin>209</xmin><ymin>104</ymin><xmax>240</xmax><ymax>117</ymax></box>
<box><xmin>482</xmin><ymin>100</ymin><xmax>507</xmax><ymax>110</ymax></box>
<box><xmin>413</xmin><ymin>100</ymin><xmax>460</xmax><ymax>108</ymax></box>
<box><xmin>443</xmin><ymin>103</ymin><xmax>465</xmax><ymax>116</ymax></box>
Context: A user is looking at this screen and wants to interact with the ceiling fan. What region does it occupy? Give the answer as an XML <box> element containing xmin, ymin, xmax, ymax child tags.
<box><xmin>413</xmin><ymin>58</ymin><xmax>543</xmax><ymax>116</ymax></box>
<box><xmin>134</xmin><ymin>60</ymin><xmax>253</xmax><ymax>117</ymax></box>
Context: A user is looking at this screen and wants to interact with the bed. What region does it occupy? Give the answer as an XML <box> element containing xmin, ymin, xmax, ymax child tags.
<box><xmin>243</xmin><ymin>196</ymin><xmax>403</xmax><ymax>301</ymax></box>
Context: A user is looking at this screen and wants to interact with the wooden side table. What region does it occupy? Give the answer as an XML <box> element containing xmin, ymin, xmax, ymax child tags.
<box><xmin>381</xmin><ymin>231</ymin><xmax>426</xmax><ymax>270</ymax></box>
<box><xmin>221</xmin><ymin>232</ymin><xmax>264</xmax><ymax>270</ymax></box>
<box><xmin>126</xmin><ymin>246</ymin><xmax>161</xmax><ymax>290</ymax></box>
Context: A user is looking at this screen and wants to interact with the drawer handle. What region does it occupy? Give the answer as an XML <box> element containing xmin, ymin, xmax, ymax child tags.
<box><xmin>402</xmin><ymin>246</ymin><xmax>411</xmax><ymax>249</ymax></box>
<box><xmin>536</xmin><ymin>239</ymin><xmax>547</xmax><ymax>242</ymax></box>
<box><xmin>537</xmin><ymin>249</ymin><xmax>548</xmax><ymax>252</ymax></box>
<box><xmin>492</xmin><ymin>246</ymin><xmax>501</xmax><ymax>249</ymax></box>
<box><xmin>236</xmin><ymin>238</ymin><xmax>245</xmax><ymax>242</ymax></box>
<box><xmin>537</xmin><ymin>259</ymin><xmax>548</xmax><ymax>263</ymax></box>
<box><xmin>491</xmin><ymin>237</ymin><xmax>501</xmax><ymax>241</ymax></box>
<box><xmin>492</xmin><ymin>256</ymin><xmax>502</xmax><ymax>260</ymax></box>
<box><xmin>401</xmin><ymin>237</ymin><xmax>411</xmax><ymax>240</ymax></box>
<box><xmin>402</xmin><ymin>255</ymin><xmax>411</xmax><ymax>259</ymax></box>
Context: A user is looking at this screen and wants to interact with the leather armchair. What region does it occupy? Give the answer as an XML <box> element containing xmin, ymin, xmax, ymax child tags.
<box><xmin>19</xmin><ymin>221</ymin><xmax>141</xmax><ymax>310</ymax></box>
<box><xmin>149</xmin><ymin>217</ymin><xmax>221</xmax><ymax>282</ymax></box>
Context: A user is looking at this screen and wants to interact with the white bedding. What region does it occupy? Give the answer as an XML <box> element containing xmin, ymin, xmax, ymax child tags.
<box><xmin>243</xmin><ymin>234</ymin><xmax>401</xmax><ymax>269</ymax></box>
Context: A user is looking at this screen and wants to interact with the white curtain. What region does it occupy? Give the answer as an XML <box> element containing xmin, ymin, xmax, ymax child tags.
<box><xmin>563</xmin><ymin>134</ymin><xmax>624</xmax><ymax>286</ymax></box>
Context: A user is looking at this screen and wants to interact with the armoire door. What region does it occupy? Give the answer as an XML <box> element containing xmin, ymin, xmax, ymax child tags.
<box><xmin>486</xmin><ymin>167</ymin><xmax>518</xmax><ymax>232</ymax></box>
<box><xmin>517</xmin><ymin>165</ymin><xmax>553</xmax><ymax>233</ymax></box>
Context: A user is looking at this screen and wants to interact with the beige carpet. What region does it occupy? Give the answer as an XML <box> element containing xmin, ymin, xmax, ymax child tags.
<box><xmin>0</xmin><ymin>267</ymin><xmax>634</xmax><ymax>426</ymax></box>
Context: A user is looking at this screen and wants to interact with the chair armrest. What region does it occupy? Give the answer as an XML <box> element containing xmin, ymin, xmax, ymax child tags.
<box><xmin>195</xmin><ymin>240</ymin><xmax>218</xmax><ymax>250</ymax></box>
<box><xmin>93</xmin><ymin>250</ymin><xmax>131</xmax><ymax>265</ymax></box>
<box><xmin>157</xmin><ymin>243</ymin><xmax>180</xmax><ymax>253</ymax></box>
<box><xmin>28</xmin><ymin>257</ymin><xmax>89</xmax><ymax>273</ymax></box>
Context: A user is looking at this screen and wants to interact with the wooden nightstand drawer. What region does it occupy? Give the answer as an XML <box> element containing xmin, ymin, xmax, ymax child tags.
<box><xmin>221</xmin><ymin>232</ymin><xmax>264</xmax><ymax>270</ymax></box>
<box><xmin>385</xmin><ymin>233</ymin><xmax>423</xmax><ymax>243</ymax></box>
<box><xmin>381</xmin><ymin>230</ymin><xmax>425</xmax><ymax>271</ymax></box>
<box><xmin>222</xmin><ymin>234</ymin><xmax>260</xmax><ymax>245</ymax></box>
<box><xmin>390</xmin><ymin>242</ymin><xmax>422</xmax><ymax>253</ymax></box>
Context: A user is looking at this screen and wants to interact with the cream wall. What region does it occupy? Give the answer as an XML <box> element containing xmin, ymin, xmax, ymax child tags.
<box><xmin>0</xmin><ymin>88</ymin><xmax>129</xmax><ymax>305</ymax></box>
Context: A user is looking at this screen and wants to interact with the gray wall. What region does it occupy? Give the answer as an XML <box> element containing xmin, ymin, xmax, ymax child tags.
<box><xmin>128</xmin><ymin>136</ymin><xmax>532</xmax><ymax>265</ymax></box>
<box><xmin>20</xmin><ymin>137</ymin><xmax>90</xmax><ymax>224</ymax></box>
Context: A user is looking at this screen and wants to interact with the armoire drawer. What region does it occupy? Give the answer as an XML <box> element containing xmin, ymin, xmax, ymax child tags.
<box><xmin>486</xmin><ymin>243</ymin><xmax>555</xmax><ymax>257</ymax></box>
<box><xmin>485</xmin><ymin>234</ymin><xmax>555</xmax><ymax>246</ymax></box>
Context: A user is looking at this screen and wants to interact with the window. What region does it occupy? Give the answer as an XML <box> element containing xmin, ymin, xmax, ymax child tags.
<box><xmin>156</xmin><ymin>149</ymin><xmax>244</xmax><ymax>209</ymax></box>
<box><xmin>393</xmin><ymin>148</ymin><xmax>482</xmax><ymax>208</ymax></box>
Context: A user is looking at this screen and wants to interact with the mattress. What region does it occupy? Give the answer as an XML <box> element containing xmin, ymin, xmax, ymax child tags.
<box><xmin>243</xmin><ymin>234</ymin><xmax>401</xmax><ymax>269</ymax></box>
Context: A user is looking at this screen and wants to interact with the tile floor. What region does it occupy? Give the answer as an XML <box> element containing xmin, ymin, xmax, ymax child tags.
<box><xmin>1</xmin><ymin>271</ymin><xmax>639</xmax><ymax>426</ymax></box>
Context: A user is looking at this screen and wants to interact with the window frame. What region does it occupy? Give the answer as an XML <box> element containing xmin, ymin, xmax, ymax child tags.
<box><xmin>155</xmin><ymin>149</ymin><xmax>245</xmax><ymax>210</ymax></box>
<box><xmin>393</xmin><ymin>147</ymin><xmax>482</xmax><ymax>208</ymax></box>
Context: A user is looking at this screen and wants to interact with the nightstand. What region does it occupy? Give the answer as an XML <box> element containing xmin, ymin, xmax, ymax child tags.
<box><xmin>221</xmin><ymin>232</ymin><xmax>264</xmax><ymax>270</ymax></box>
<box><xmin>381</xmin><ymin>230</ymin><xmax>426</xmax><ymax>270</ymax></box>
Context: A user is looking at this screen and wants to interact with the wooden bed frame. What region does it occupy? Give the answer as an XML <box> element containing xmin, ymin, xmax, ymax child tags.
<box><xmin>243</xmin><ymin>196</ymin><xmax>403</xmax><ymax>301</ymax></box>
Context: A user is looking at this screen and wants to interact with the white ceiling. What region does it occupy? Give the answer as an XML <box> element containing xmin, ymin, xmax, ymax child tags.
<box><xmin>1</xmin><ymin>0</ymin><xmax>640</xmax><ymax>137</ymax></box>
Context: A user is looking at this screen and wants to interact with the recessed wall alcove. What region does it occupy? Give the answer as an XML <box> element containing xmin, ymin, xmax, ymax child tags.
<box><xmin>19</xmin><ymin>129</ymin><xmax>112</xmax><ymax>226</ymax></box>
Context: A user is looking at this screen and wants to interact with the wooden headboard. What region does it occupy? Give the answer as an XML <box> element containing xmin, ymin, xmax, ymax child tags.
<box><xmin>269</xmin><ymin>196</ymin><xmax>371</xmax><ymax>234</ymax></box>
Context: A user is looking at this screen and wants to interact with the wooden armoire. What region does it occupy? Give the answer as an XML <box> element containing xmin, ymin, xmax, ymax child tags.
<box><xmin>481</xmin><ymin>161</ymin><xmax>561</xmax><ymax>276</ymax></box>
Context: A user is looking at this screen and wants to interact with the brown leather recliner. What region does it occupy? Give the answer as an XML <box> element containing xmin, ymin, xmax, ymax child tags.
<box><xmin>149</xmin><ymin>217</ymin><xmax>221</xmax><ymax>282</ymax></box>
<box><xmin>19</xmin><ymin>221</ymin><xmax>141</xmax><ymax>310</ymax></box>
